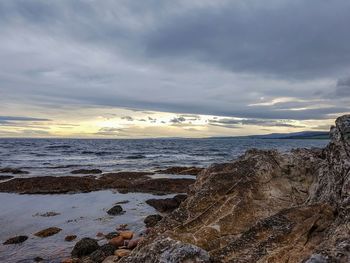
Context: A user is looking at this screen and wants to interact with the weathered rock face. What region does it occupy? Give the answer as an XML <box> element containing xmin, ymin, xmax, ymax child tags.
<box><xmin>122</xmin><ymin>115</ymin><xmax>350</xmax><ymax>263</ymax></box>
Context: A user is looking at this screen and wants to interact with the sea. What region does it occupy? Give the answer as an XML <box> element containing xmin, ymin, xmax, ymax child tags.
<box><xmin>0</xmin><ymin>138</ymin><xmax>328</xmax><ymax>262</ymax></box>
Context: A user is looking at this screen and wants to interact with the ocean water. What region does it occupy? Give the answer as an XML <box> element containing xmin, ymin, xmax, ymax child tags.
<box><xmin>0</xmin><ymin>138</ymin><xmax>328</xmax><ymax>262</ymax></box>
<box><xmin>0</xmin><ymin>138</ymin><xmax>328</xmax><ymax>178</ymax></box>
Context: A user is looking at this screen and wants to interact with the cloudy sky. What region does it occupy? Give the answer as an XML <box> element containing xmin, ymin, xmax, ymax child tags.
<box><xmin>0</xmin><ymin>0</ymin><xmax>349</xmax><ymax>138</ymax></box>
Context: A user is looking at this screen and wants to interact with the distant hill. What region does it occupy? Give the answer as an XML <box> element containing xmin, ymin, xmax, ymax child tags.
<box><xmin>209</xmin><ymin>131</ymin><xmax>330</xmax><ymax>140</ymax></box>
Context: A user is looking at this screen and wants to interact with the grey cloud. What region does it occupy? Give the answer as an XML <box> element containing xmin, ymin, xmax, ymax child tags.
<box><xmin>145</xmin><ymin>0</ymin><xmax>350</xmax><ymax>79</ymax></box>
<box><xmin>334</xmin><ymin>77</ymin><xmax>350</xmax><ymax>97</ymax></box>
<box><xmin>209</xmin><ymin>118</ymin><xmax>305</xmax><ymax>128</ymax></box>
<box><xmin>0</xmin><ymin>116</ymin><xmax>50</xmax><ymax>122</ymax></box>
<box><xmin>170</xmin><ymin>116</ymin><xmax>186</xmax><ymax>123</ymax></box>
<box><xmin>121</xmin><ymin>116</ymin><xmax>134</xmax><ymax>121</ymax></box>
<box><xmin>0</xmin><ymin>0</ymin><xmax>349</xmax><ymax>124</ymax></box>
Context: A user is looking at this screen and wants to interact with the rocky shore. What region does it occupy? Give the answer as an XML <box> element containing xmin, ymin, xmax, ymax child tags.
<box><xmin>118</xmin><ymin>115</ymin><xmax>350</xmax><ymax>263</ymax></box>
<box><xmin>1</xmin><ymin>115</ymin><xmax>349</xmax><ymax>262</ymax></box>
<box><xmin>0</xmin><ymin>171</ymin><xmax>197</xmax><ymax>195</ymax></box>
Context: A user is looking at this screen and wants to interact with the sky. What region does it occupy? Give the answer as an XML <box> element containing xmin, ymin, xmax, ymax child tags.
<box><xmin>0</xmin><ymin>0</ymin><xmax>349</xmax><ymax>138</ymax></box>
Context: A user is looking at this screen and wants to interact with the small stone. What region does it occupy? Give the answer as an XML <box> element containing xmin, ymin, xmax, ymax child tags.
<box><xmin>119</xmin><ymin>231</ymin><xmax>133</xmax><ymax>240</ymax></box>
<box><xmin>65</xmin><ymin>235</ymin><xmax>77</xmax><ymax>242</ymax></box>
<box><xmin>114</xmin><ymin>249</ymin><xmax>131</xmax><ymax>258</ymax></box>
<box><xmin>71</xmin><ymin>238</ymin><xmax>99</xmax><ymax>258</ymax></box>
<box><xmin>34</xmin><ymin>227</ymin><xmax>62</xmax><ymax>238</ymax></box>
<box><xmin>3</xmin><ymin>235</ymin><xmax>28</xmax><ymax>245</ymax></box>
<box><xmin>107</xmin><ymin>205</ymin><xmax>124</xmax><ymax>216</ymax></box>
<box><xmin>144</xmin><ymin>214</ymin><xmax>163</xmax><ymax>227</ymax></box>
<box><xmin>127</xmin><ymin>237</ymin><xmax>144</xmax><ymax>249</ymax></box>
<box><xmin>102</xmin><ymin>256</ymin><xmax>119</xmax><ymax>263</ymax></box>
<box><xmin>109</xmin><ymin>236</ymin><xmax>124</xmax><ymax>247</ymax></box>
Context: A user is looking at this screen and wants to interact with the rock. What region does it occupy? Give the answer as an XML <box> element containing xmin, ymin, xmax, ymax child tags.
<box><xmin>118</xmin><ymin>237</ymin><xmax>210</xmax><ymax>263</ymax></box>
<box><xmin>155</xmin><ymin>166</ymin><xmax>204</xmax><ymax>176</ymax></box>
<box><xmin>119</xmin><ymin>231</ymin><xmax>133</xmax><ymax>240</ymax></box>
<box><xmin>71</xmin><ymin>169</ymin><xmax>102</xmax><ymax>174</ymax></box>
<box><xmin>71</xmin><ymin>238</ymin><xmax>99</xmax><ymax>258</ymax></box>
<box><xmin>109</xmin><ymin>236</ymin><xmax>125</xmax><ymax>248</ymax></box>
<box><xmin>144</xmin><ymin>214</ymin><xmax>163</xmax><ymax>227</ymax></box>
<box><xmin>105</xmin><ymin>232</ymin><xmax>119</xmax><ymax>239</ymax></box>
<box><xmin>33</xmin><ymin>211</ymin><xmax>60</xmax><ymax>217</ymax></box>
<box><xmin>65</xmin><ymin>235</ymin><xmax>77</xmax><ymax>242</ymax></box>
<box><xmin>3</xmin><ymin>235</ymin><xmax>28</xmax><ymax>245</ymax></box>
<box><xmin>0</xmin><ymin>175</ymin><xmax>14</xmax><ymax>181</ymax></box>
<box><xmin>107</xmin><ymin>205</ymin><xmax>124</xmax><ymax>215</ymax></box>
<box><xmin>102</xmin><ymin>256</ymin><xmax>119</xmax><ymax>263</ymax></box>
<box><xmin>145</xmin><ymin>194</ymin><xmax>187</xmax><ymax>213</ymax></box>
<box><xmin>0</xmin><ymin>172</ymin><xmax>194</xmax><ymax>195</ymax></box>
<box><xmin>127</xmin><ymin>238</ymin><xmax>144</xmax><ymax>249</ymax></box>
<box><xmin>121</xmin><ymin>116</ymin><xmax>350</xmax><ymax>263</ymax></box>
<box><xmin>114</xmin><ymin>249</ymin><xmax>131</xmax><ymax>257</ymax></box>
<box><xmin>0</xmin><ymin>167</ymin><xmax>29</xmax><ymax>174</ymax></box>
<box><xmin>34</xmin><ymin>227</ymin><xmax>62</xmax><ymax>238</ymax></box>
<box><xmin>89</xmin><ymin>244</ymin><xmax>116</xmax><ymax>263</ymax></box>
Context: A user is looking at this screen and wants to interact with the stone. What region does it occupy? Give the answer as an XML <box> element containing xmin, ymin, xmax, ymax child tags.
<box><xmin>0</xmin><ymin>167</ymin><xmax>29</xmax><ymax>174</ymax></box>
<box><xmin>145</xmin><ymin>194</ymin><xmax>187</xmax><ymax>212</ymax></box>
<box><xmin>71</xmin><ymin>238</ymin><xmax>99</xmax><ymax>258</ymax></box>
<box><xmin>114</xmin><ymin>249</ymin><xmax>131</xmax><ymax>257</ymax></box>
<box><xmin>71</xmin><ymin>169</ymin><xmax>102</xmax><ymax>174</ymax></box>
<box><xmin>118</xmin><ymin>238</ymin><xmax>210</xmax><ymax>263</ymax></box>
<box><xmin>89</xmin><ymin>244</ymin><xmax>116</xmax><ymax>263</ymax></box>
<box><xmin>109</xmin><ymin>236</ymin><xmax>125</xmax><ymax>247</ymax></box>
<box><xmin>3</xmin><ymin>235</ymin><xmax>28</xmax><ymax>245</ymax></box>
<box><xmin>127</xmin><ymin>238</ymin><xmax>144</xmax><ymax>249</ymax></box>
<box><xmin>144</xmin><ymin>214</ymin><xmax>163</xmax><ymax>227</ymax></box>
<box><xmin>0</xmin><ymin>175</ymin><xmax>14</xmax><ymax>181</ymax></box>
<box><xmin>34</xmin><ymin>227</ymin><xmax>62</xmax><ymax>238</ymax></box>
<box><xmin>65</xmin><ymin>235</ymin><xmax>77</xmax><ymax>242</ymax></box>
<box><xmin>102</xmin><ymin>256</ymin><xmax>119</xmax><ymax>263</ymax></box>
<box><xmin>118</xmin><ymin>231</ymin><xmax>133</xmax><ymax>240</ymax></box>
<box><xmin>107</xmin><ymin>205</ymin><xmax>124</xmax><ymax>215</ymax></box>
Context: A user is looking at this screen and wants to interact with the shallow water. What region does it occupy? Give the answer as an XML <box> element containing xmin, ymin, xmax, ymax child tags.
<box><xmin>0</xmin><ymin>190</ymin><xmax>175</xmax><ymax>262</ymax></box>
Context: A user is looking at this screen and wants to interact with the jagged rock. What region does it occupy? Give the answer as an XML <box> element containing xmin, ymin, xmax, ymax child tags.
<box><xmin>118</xmin><ymin>237</ymin><xmax>210</xmax><ymax>263</ymax></box>
<box><xmin>122</xmin><ymin>115</ymin><xmax>350</xmax><ymax>263</ymax></box>
<box><xmin>71</xmin><ymin>238</ymin><xmax>99</xmax><ymax>258</ymax></box>
<box><xmin>144</xmin><ymin>214</ymin><xmax>163</xmax><ymax>227</ymax></box>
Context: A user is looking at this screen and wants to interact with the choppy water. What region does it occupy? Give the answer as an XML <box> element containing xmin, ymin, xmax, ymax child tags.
<box><xmin>0</xmin><ymin>138</ymin><xmax>328</xmax><ymax>262</ymax></box>
<box><xmin>0</xmin><ymin>138</ymin><xmax>327</xmax><ymax>177</ymax></box>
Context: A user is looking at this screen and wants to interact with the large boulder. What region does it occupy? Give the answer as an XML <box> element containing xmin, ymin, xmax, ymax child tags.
<box><xmin>121</xmin><ymin>115</ymin><xmax>350</xmax><ymax>263</ymax></box>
